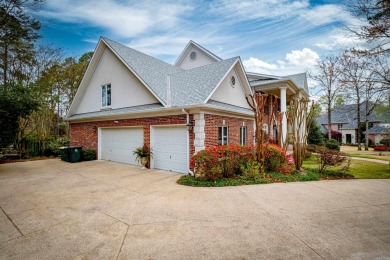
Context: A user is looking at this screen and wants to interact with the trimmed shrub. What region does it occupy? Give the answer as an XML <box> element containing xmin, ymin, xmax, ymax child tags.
<box><xmin>373</xmin><ymin>146</ymin><xmax>390</xmax><ymax>151</ymax></box>
<box><xmin>264</xmin><ymin>144</ymin><xmax>288</xmax><ymax>172</ymax></box>
<box><xmin>325</xmin><ymin>139</ymin><xmax>340</xmax><ymax>151</ymax></box>
<box><xmin>82</xmin><ymin>149</ymin><xmax>96</xmax><ymax>161</ymax></box>
<box><xmin>379</xmin><ymin>139</ymin><xmax>390</xmax><ymax>146</ymax></box>
<box><xmin>240</xmin><ymin>161</ymin><xmax>260</xmax><ymax>180</ymax></box>
<box><xmin>192</xmin><ymin>145</ymin><xmax>256</xmax><ymax>181</ymax></box>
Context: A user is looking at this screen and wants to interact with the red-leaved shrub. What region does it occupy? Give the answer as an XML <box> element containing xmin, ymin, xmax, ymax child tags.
<box><xmin>192</xmin><ymin>145</ymin><xmax>256</xmax><ymax>180</ymax></box>
<box><xmin>264</xmin><ymin>144</ymin><xmax>288</xmax><ymax>172</ymax></box>
<box><xmin>373</xmin><ymin>146</ymin><xmax>390</xmax><ymax>151</ymax></box>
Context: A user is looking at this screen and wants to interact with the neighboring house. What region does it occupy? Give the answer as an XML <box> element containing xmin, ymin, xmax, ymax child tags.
<box><xmin>66</xmin><ymin>37</ymin><xmax>308</xmax><ymax>173</ymax></box>
<box><xmin>317</xmin><ymin>104</ymin><xmax>390</xmax><ymax>145</ymax></box>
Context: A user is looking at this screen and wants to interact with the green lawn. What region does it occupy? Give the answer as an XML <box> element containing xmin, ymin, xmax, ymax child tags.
<box><xmin>303</xmin><ymin>155</ymin><xmax>390</xmax><ymax>179</ymax></box>
<box><xmin>347</xmin><ymin>153</ymin><xmax>390</xmax><ymax>162</ymax></box>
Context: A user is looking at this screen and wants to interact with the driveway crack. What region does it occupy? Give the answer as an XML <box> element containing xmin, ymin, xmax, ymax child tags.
<box><xmin>0</xmin><ymin>206</ymin><xmax>23</xmax><ymax>236</ymax></box>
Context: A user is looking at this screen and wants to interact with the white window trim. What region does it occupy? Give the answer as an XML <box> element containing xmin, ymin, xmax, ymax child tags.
<box><xmin>101</xmin><ymin>83</ymin><xmax>112</xmax><ymax>108</ymax></box>
<box><xmin>240</xmin><ymin>127</ymin><xmax>246</xmax><ymax>146</ymax></box>
<box><xmin>219</xmin><ymin>126</ymin><xmax>228</xmax><ymax>145</ymax></box>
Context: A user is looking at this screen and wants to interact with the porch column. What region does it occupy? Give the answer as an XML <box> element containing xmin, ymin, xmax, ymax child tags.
<box><xmin>280</xmin><ymin>86</ymin><xmax>287</xmax><ymax>144</ymax></box>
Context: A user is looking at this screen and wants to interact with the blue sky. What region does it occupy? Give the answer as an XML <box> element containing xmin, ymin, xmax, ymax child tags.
<box><xmin>36</xmin><ymin>0</ymin><xmax>364</xmax><ymax>77</ymax></box>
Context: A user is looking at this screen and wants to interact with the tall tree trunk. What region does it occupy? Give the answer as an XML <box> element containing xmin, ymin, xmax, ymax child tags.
<box><xmin>365</xmin><ymin>99</ymin><xmax>369</xmax><ymax>151</ymax></box>
<box><xmin>356</xmin><ymin>100</ymin><xmax>361</xmax><ymax>151</ymax></box>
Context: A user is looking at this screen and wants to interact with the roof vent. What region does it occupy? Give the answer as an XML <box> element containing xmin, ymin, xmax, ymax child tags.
<box><xmin>190</xmin><ymin>51</ymin><xmax>197</xmax><ymax>61</ymax></box>
<box><xmin>231</xmin><ymin>76</ymin><xmax>236</xmax><ymax>87</ymax></box>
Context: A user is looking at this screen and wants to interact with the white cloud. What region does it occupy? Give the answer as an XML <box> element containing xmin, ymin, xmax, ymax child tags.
<box><xmin>243</xmin><ymin>57</ymin><xmax>278</xmax><ymax>74</ymax></box>
<box><xmin>39</xmin><ymin>0</ymin><xmax>192</xmax><ymax>37</ymax></box>
<box><xmin>285</xmin><ymin>48</ymin><xmax>319</xmax><ymax>66</ymax></box>
<box><xmin>243</xmin><ymin>48</ymin><xmax>319</xmax><ymax>76</ymax></box>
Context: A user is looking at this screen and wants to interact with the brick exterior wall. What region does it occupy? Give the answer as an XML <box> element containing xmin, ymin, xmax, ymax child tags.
<box><xmin>70</xmin><ymin>114</ymin><xmax>194</xmax><ymax>157</ymax></box>
<box><xmin>204</xmin><ymin>114</ymin><xmax>254</xmax><ymax>148</ymax></box>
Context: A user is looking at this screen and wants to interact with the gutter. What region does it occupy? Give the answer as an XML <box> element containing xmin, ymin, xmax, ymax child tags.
<box><xmin>66</xmin><ymin>104</ymin><xmax>254</xmax><ymax>123</ymax></box>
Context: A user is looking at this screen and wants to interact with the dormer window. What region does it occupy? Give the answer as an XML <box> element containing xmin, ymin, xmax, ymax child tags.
<box><xmin>102</xmin><ymin>84</ymin><xmax>111</xmax><ymax>107</ymax></box>
<box><xmin>190</xmin><ymin>51</ymin><xmax>197</xmax><ymax>61</ymax></box>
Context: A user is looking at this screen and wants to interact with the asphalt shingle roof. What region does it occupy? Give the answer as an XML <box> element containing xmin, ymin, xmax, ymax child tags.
<box><xmin>104</xmin><ymin>38</ymin><xmax>238</xmax><ymax>108</ymax></box>
<box><xmin>317</xmin><ymin>104</ymin><xmax>383</xmax><ymax>131</ymax></box>
<box><xmin>365</xmin><ymin>124</ymin><xmax>390</xmax><ymax>134</ymax></box>
<box><xmin>170</xmin><ymin>57</ymin><xmax>238</xmax><ymax>106</ymax></box>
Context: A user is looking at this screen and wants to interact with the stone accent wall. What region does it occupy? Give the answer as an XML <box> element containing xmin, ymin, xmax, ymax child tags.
<box><xmin>204</xmin><ymin>114</ymin><xmax>254</xmax><ymax>148</ymax></box>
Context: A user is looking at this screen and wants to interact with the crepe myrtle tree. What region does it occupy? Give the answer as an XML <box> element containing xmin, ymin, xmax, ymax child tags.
<box><xmin>246</xmin><ymin>92</ymin><xmax>279</xmax><ymax>177</ymax></box>
<box><xmin>288</xmin><ymin>98</ymin><xmax>315</xmax><ymax>172</ymax></box>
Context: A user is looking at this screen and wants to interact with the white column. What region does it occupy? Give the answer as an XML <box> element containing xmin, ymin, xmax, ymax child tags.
<box><xmin>280</xmin><ymin>86</ymin><xmax>287</xmax><ymax>144</ymax></box>
<box><xmin>193</xmin><ymin>113</ymin><xmax>205</xmax><ymax>153</ymax></box>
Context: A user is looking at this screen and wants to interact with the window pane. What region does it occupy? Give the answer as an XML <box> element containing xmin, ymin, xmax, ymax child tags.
<box><xmin>107</xmin><ymin>84</ymin><xmax>111</xmax><ymax>106</ymax></box>
<box><xmin>223</xmin><ymin>127</ymin><xmax>228</xmax><ymax>145</ymax></box>
<box><xmin>218</xmin><ymin>127</ymin><xmax>222</xmax><ymax>145</ymax></box>
<box><xmin>102</xmin><ymin>85</ymin><xmax>106</xmax><ymax>107</ymax></box>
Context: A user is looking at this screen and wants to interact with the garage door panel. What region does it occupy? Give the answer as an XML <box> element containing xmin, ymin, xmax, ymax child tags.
<box><xmin>100</xmin><ymin>128</ymin><xmax>143</xmax><ymax>165</ymax></box>
<box><xmin>153</xmin><ymin>126</ymin><xmax>188</xmax><ymax>173</ymax></box>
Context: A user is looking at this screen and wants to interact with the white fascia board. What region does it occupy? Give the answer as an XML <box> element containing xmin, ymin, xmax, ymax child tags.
<box><xmin>174</xmin><ymin>41</ymin><xmax>192</xmax><ymax>66</ymax></box>
<box><xmin>203</xmin><ymin>59</ymin><xmax>239</xmax><ymax>104</ymax></box>
<box><xmin>246</xmin><ymin>71</ymin><xmax>282</xmax><ymax>80</ymax></box>
<box><xmin>101</xmin><ymin>38</ymin><xmax>167</xmax><ymax>107</ymax></box>
<box><xmin>66</xmin><ymin>37</ymin><xmax>105</xmax><ymax>118</ymax></box>
<box><xmin>237</xmin><ymin>58</ymin><xmax>254</xmax><ymax>96</ymax></box>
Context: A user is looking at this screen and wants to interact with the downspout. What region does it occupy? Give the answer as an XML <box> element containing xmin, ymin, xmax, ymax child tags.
<box><xmin>182</xmin><ymin>108</ymin><xmax>194</xmax><ymax>176</ymax></box>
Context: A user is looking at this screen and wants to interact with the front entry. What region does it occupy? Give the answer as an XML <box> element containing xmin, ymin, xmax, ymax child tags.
<box><xmin>346</xmin><ymin>134</ymin><xmax>352</xmax><ymax>144</ymax></box>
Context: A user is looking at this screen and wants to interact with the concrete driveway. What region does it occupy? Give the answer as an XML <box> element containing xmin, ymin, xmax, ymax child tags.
<box><xmin>0</xmin><ymin>159</ymin><xmax>389</xmax><ymax>260</ymax></box>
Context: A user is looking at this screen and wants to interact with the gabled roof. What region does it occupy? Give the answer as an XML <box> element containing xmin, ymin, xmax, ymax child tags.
<box><xmin>170</xmin><ymin>57</ymin><xmax>239</xmax><ymax>106</ymax></box>
<box><xmin>103</xmin><ymin>38</ymin><xmax>183</xmax><ymax>105</ymax></box>
<box><xmin>67</xmin><ymin>37</ymin><xmax>253</xmax><ymax>120</ymax></box>
<box><xmin>174</xmin><ymin>40</ymin><xmax>223</xmax><ymax>66</ymax></box>
<box><xmin>283</xmin><ymin>73</ymin><xmax>308</xmax><ymax>93</ymax></box>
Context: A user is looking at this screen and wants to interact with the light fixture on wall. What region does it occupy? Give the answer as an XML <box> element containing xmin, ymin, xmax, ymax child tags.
<box><xmin>92</xmin><ymin>126</ymin><xmax>97</xmax><ymax>132</ymax></box>
<box><xmin>186</xmin><ymin>122</ymin><xmax>193</xmax><ymax>131</ymax></box>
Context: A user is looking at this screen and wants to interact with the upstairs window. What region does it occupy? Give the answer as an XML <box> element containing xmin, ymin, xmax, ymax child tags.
<box><xmin>240</xmin><ymin>127</ymin><xmax>246</xmax><ymax>146</ymax></box>
<box><xmin>337</xmin><ymin>124</ymin><xmax>343</xmax><ymax>130</ymax></box>
<box><xmin>102</xmin><ymin>84</ymin><xmax>111</xmax><ymax>107</ymax></box>
<box><xmin>218</xmin><ymin>126</ymin><xmax>228</xmax><ymax>145</ymax></box>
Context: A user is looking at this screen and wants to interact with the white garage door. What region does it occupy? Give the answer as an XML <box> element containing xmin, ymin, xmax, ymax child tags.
<box><xmin>100</xmin><ymin>128</ymin><xmax>143</xmax><ymax>165</ymax></box>
<box><xmin>152</xmin><ymin>126</ymin><xmax>188</xmax><ymax>173</ymax></box>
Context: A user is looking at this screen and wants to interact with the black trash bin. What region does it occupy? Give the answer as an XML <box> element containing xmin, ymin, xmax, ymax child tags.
<box><xmin>59</xmin><ymin>147</ymin><xmax>70</xmax><ymax>162</ymax></box>
<box><xmin>59</xmin><ymin>146</ymin><xmax>82</xmax><ymax>163</ymax></box>
<box><xmin>68</xmin><ymin>146</ymin><xmax>82</xmax><ymax>163</ymax></box>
